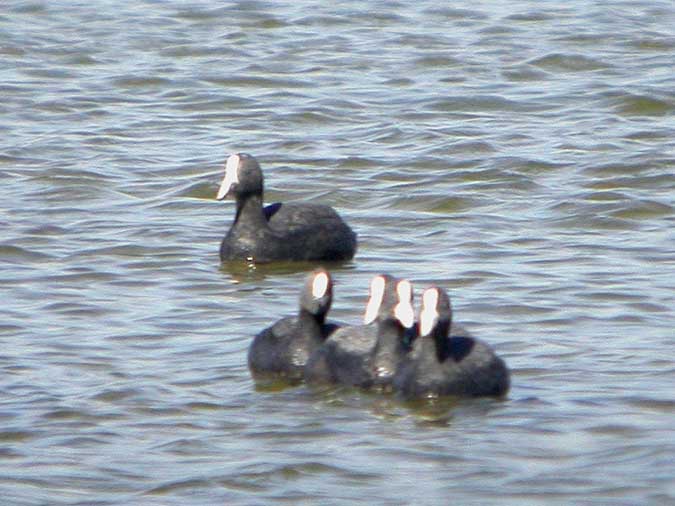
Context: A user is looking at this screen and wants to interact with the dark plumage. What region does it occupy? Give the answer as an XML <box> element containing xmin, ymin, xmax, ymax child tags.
<box><xmin>393</xmin><ymin>287</ymin><xmax>510</xmax><ymax>399</ymax></box>
<box><xmin>217</xmin><ymin>153</ymin><xmax>357</xmax><ymax>263</ymax></box>
<box><xmin>248</xmin><ymin>270</ymin><xmax>339</xmax><ymax>382</ymax></box>
<box><xmin>304</xmin><ymin>274</ymin><xmax>415</xmax><ymax>390</ymax></box>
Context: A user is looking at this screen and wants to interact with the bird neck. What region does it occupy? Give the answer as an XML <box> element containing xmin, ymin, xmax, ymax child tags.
<box><xmin>297</xmin><ymin>308</ymin><xmax>325</xmax><ymax>337</ymax></box>
<box><xmin>234</xmin><ymin>193</ymin><xmax>267</xmax><ymax>228</ymax></box>
<box><xmin>373</xmin><ymin>319</ymin><xmax>407</xmax><ymax>360</ymax></box>
<box><xmin>432</xmin><ymin>320</ymin><xmax>452</xmax><ymax>362</ymax></box>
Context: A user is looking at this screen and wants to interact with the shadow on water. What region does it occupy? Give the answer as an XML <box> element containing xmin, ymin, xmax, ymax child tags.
<box><xmin>218</xmin><ymin>258</ymin><xmax>358</xmax><ymax>284</ymax></box>
<box><xmin>400</xmin><ymin>395</ymin><xmax>508</xmax><ymax>426</ymax></box>
<box><xmin>298</xmin><ymin>382</ymin><xmax>508</xmax><ymax>426</ymax></box>
<box><xmin>251</xmin><ymin>376</ymin><xmax>303</xmax><ymax>392</ymax></box>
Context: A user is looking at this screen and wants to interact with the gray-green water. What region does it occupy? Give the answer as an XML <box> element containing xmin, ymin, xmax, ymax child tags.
<box><xmin>1</xmin><ymin>1</ymin><xmax>674</xmax><ymax>504</ymax></box>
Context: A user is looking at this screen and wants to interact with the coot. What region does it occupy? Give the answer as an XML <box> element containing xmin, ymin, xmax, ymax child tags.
<box><xmin>248</xmin><ymin>269</ymin><xmax>339</xmax><ymax>382</ymax></box>
<box><xmin>393</xmin><ymin>287</ymin><xmax>510</xmax><ymax>399</ymax></box>
<box><xmin>304</xmin><ymin>274</ymin><xmax>415</xmax><ymax>390</ymax></box>
<box><xmin>217</xmin><ymin>153</ymin><xmax>357</xmax><ymax>263</ymax></box>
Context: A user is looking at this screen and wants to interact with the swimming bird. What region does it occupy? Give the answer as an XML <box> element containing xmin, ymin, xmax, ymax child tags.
<box><xmin>248</xmin><ymin>269</ymin><xmax>339</xmax><ymax>382</ymax></box>
<box><xmin>393</xmin><ymin>287</ymin><xmax>510</xmax><ymax>399</ymax></box>
<box><xmin>304</xmin><ymin>274</ymin><xmax>415</xmax><ymax>390</ymax></box>
<box><xmin>217</xmin><ymin>153</ymin><xmax>357</xmax><ymax>263</ymax></box>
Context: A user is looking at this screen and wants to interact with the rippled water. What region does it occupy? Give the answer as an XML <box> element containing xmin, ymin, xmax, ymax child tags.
<box><xmin>1</xmin><ymin>1</ymin><xmax>674</xmax><ymax>504</ymax></box>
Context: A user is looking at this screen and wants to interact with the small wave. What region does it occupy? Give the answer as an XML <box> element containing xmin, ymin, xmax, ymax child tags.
<box><xmin>612</xmin><ymin>94</ymin><xmax>674</xmax><ymax>117</ymax></box>
<box><xmin>0</xmin><ymin>245</ymin><xmax>52</xmax><ymax>263</ymax></box>
<box><xmin>529</xmin><ymin>53</ymin><xmax>612</xmax><ymax>72</ymax></box>
<box><xmin>611</xmin><ymin>200</ymin><xmax>673</xmax><ymax>220</ymax></box>
<box><xmin>427</xmin><ymin>94</ymin><xmax>545</xmax><ymax>113</ymax></box>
